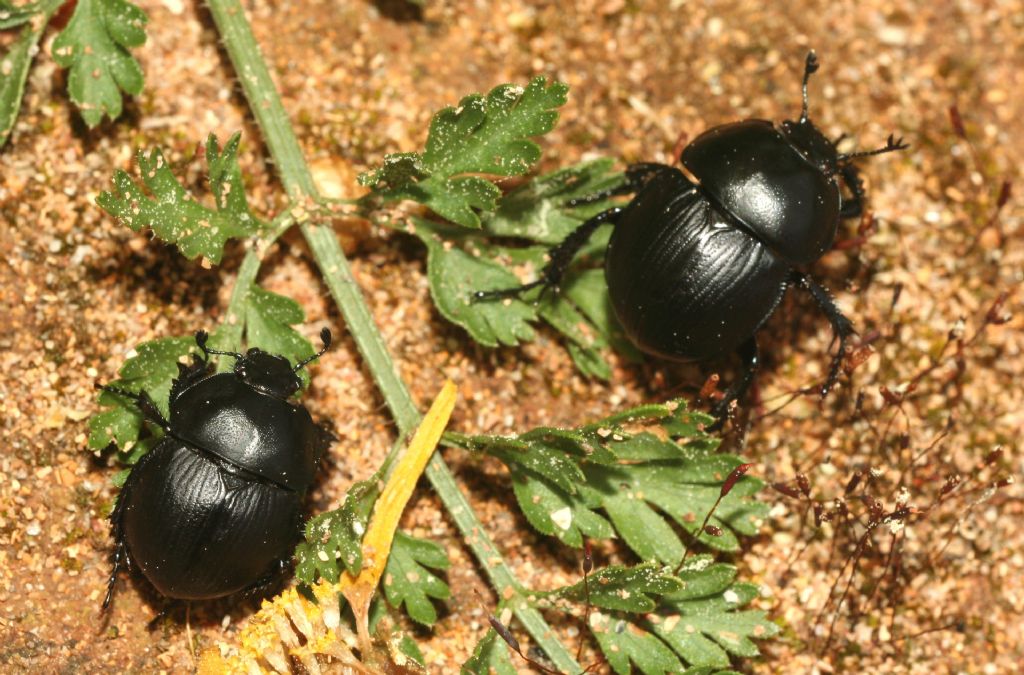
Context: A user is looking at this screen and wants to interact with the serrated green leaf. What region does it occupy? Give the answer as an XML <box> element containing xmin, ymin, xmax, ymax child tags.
<box><xmin>510</xmin><ymin>465</ymin><xmax>614</xmax><ymax>547</ymax></box>
<box><xmin>239</xmin><ymin>285</ymin><xmax>315</xmax><ymax>382</ymax></box>
<box><xmin>97</xmin><ymin>133</ymin><xmax>264</xmax><ymax>263</ymax></box>
<box><xmin>423</xmin><ymin>78</ymin><xmax>568</xmax><ymax>177</ymax></box>
<box><xmin>366</xmin><ymin>77</ymin><xmax>569</xmax><ymax>227</ymax></box>
<box><xmin>456</xmin><ymin>400</ymin><xmax>766</xmax><ymax>561</ymax></box>
<box><xmin>88</xmin><ymin>336</ymin><xmax>196</xmax><ymax>453</ymax></box>
<box><xmin>410</xmin><ymin>215</ymin><xmax>619</xmax><ymax>375</ymax></box>
<box><xmin>396</xmin><ymin>633</ymin><xmax>425</xmax><ymax>669</ymax></box>
<box><xmin>489</xmin><ymin>443</ymin><xmax>583</xmax><ymax>494</ymax></box>
<box><xmin>585</xmin><ymin>458</ymin><xmax>766</xmax><ymax>558</ymax></box>
<box><xmin>0</xmin><ymin>0</ymin><xmax>42</xmax><ymax>29</ymax></box>
<box><xmin>539</xmin><ymin>557</ymin><xmax>775</xmax><ymax>673</ymax></box>
<box><xmin>382</xmin><ymin>531</ymin><xmax>451</xmax><ymax>626</ymax></box>
<box><xmin>395</xmin><ymin>165</ymin><xmax>630</xmax><ymax>375</ymax></box>
<box><xmin>538</xmin><ymin>284</ymin><xmax>610</xmax><ymax>379</ymax></box>
<box><xmin>410</xmin><ymin>217</ymin><xmax>539</xmax><ymax>347</ymax></box>
<box><xmin>591</xmin><ymin>613</ymin><xmax>684</xmax><ymax>675</ymax></box>
<box><xmin>51</xmin><ymin>0</ymin><xmax>147</xmax><ymax>127</ymax></box>
<box><xmin>1</xmin><ymin>0</ymin><xmax>64</xmax><ymax>147</ymax></box>
<box><xmin>481</xmin><ymin>158</ymin><xmax>624</xmax><ymax>244</ymax></box>
<box><xmin>295</xmin><ymin>477</ymin><xmax>380</xmax><ymax>583</ymax></box>
<box><xmin>546</xmin><ymin>563</ymin><xmax>683</xmax><ymax>613</ymax></box>
<box><xmin>461</xmin><ymin>629</ymin><xmax>517</xmax><ymax>675</ymax></box>
<box><xmin>652</xmin><ymin>581</ymin><xmax>779</xmax><ymax>665</ymax></box>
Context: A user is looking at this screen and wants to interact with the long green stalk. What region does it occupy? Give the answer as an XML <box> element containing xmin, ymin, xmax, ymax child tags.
<box><xmin>204</xmin><ymin>0</ymin><xmax>579</xmax><ymax>669</ymax></box>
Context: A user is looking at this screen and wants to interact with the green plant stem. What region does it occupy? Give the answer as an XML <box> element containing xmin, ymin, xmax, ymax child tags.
<box><xmin>205</xmin><ymin>0</ymin><xmax>579</xmax><ymax>670</ymax></box>
<box><xmin>204</xmin><ymin>0</ymin><xmax>315</xmax><ymax>201</ymax></box>
<box><xmin>215</xmin><ymin>211</ymin><xmax>296</xmax><ymax>365</ymax></box>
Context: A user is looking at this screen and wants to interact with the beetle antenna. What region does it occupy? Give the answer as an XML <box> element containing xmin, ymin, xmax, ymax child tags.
<box><xmin>194</xmin><ymin>330</ymin><xmax>243</xmax><ymax>362</ymax></box>
<box><xmin>800</xmin><ymin>51</ymin><xmax>820</xmax><ymax>122</ymax></box>
<box><xmin>837</xmin><ymin>134</ymin><xmax>910</xmax><ymax>162</ymax></box>
<box><xmin>293</xmin><ymin>327</ymin><xmax>332</xmax><ymax>372</ymax></box>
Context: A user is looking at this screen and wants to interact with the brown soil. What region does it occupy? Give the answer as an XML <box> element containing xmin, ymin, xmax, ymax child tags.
<box><xmin>1</xmin><ymin>0</ymin><xmax>1021</xmax><ymax>673</ymax></box>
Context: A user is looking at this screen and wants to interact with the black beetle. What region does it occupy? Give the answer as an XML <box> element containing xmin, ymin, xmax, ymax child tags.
<box><xmin>476</xmin><ymin>52</ymin><xmax>906</xmax><ymax>419</ymax></box>
<box><xmin>100</xmin><ymin>329</ymin><xmax>333</xmax><ymax>607</ymax></box>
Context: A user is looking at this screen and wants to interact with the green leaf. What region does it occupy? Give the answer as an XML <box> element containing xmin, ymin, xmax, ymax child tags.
<box><xmin>591</xmin><ymin>613</ymin><xmax>684</xmax><ymax>675</ymax></box>
<box><xmin>510</xmin><ymin>465</ymin><xmax>614</xmax><ymax>547</ymax></box>
<box><xmin>237</xmin><ymin>285</ymin><xmax>315</xmax><ymax>383</ymax></box>
<box><xmin>454</xmin><ymin>400</ymin><xmax>767</xmax><ymax>561</ymax></box>
<box><xmin>410</xmin><ymin>217</ymin><xmax>539</xmax><ymax>347</ymax></box>
<box><xmin>363</xmin><ymin>80</ymin><xmax>632</xmax><ymax>376</ymax></box>
<box><xmin>394</xmin><ymin>160</ymin><xmax>630</xmax><ymax>376</ymax></box>
<box><xmin>585</xmin><ymin>455</ymin><xmax>766</xmax><ymax>560</ymax></box>
<box><xmin>97</xmin><ymin>133</ymin><xmax>265</xmax><ymax>263</ymax></box>
<box><xmin>1</xmin><ymin>0</ymin><xmax>64</xmax><ymax>147</ymax></box>
<box><xmin>51</xmin><ymin>0</ymin><xmax>147</xmax><ymax>127</ymax></box>
<box><xmin>545</xmin><ymin>563</ymin><xmax>683</xmax><ymax>613</ymax></box>
<box><xmin>409</xmin><ymin>214</ymin><xmax>620</xmax><ymax>376</ymax></box>
<box><xmin>651</xmin><ymin>565</ymin><xmax>780</xmax><ymax>667</ymax></box>
<box><xmin>382</xmin><ymin>531</ymin><xmax>451</xmax><ymax>626</ymax></box>
<box><xmin>461</xmin><ymin>629</ymin><xmax>517</xmax><ymax>675</ymax></box>
<box><xmin>295</xmin><ymin>477</ymin><xmax>381</xmax><ymax>583</ymax></box>
<box><xmin>0</xmin><ymin>0</ymin><xmax>42</xmax><ymax>29</ymax></box>
<box><xmin>536</xmin><ymin>557</ymin><xmax>777</xmax><ymax>673</ymax></box>
<box><xmin>88</xmin><ymin>336</ymin><xmax>196</xmax><ymax>453</ymax></box>
<box><xmin>395</xmin><ymin>634</ymin><xmax>425</xmax><ymax>669</ymax></box>
<box><xmin>481</xmin><ymin>158</ymin><xmax>624</xmax><ymax>244</ymax></box>
<box><xmin>365</xmin><ymin>77</ymin><xmax>569</xmax><ymax>227</ymax></box>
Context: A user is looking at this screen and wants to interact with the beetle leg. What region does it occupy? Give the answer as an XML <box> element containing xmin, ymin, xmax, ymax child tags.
<box><xmin>567</xmin><ymin>162</ymin><xmax>674</xmax><ymax>206</ymax></box>
<box><xmin>103</xmin><ymin>492</ymin><xmax>129</xmax><ymax>610</ymax></box>
<box><xmin>708</xmin><ymin>337</ymin><xmax>759</xmax><ymax>430</ymax></box>
<box><xmin>473</xmin><ymin>207</ymin><xmax>623</xmax><ymax>302</ymax></box>
<box><xmin>97</xmin><ymin>384</ymin><xmax>171</xmax><ymax>432</ymax></box>
<box><xmin>838</xmin><ymin>163</ymin><xmax>865</xmax><ymax>220</ymax></box>
<box><xmin>791</xmin><ymin>271</ymin><xmax>857</xmax><ymax>397</ymax></box>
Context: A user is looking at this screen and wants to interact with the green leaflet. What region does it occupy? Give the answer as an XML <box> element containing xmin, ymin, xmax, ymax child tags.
<box><xmin>382</xmin><ymin>531</ymin><xmax>451</xmax><ymax>626</ymax></box>
<box><xmin>449</xmin><ymin>400</ymin><xmax>767</xmax><ymax>562</ymax></box>
<box><xmin>88</xmin><ymin>336</ymin><xmax>196</xmax><ymax>455</ymax></box>
<box><xmin>0</xmin><ymin>0</ymin><xmax>65</xmax><ymax>147</ymax></box>
<box><xmin>0</xmin><ymin>0</ymin><xmax>44</xmax><ymax>29</ymax></box>
<box><xmin>97</xmin><ymin>133</ymin><xmax>264</xmax><ymax>263</ymax></box>
<box><xmin>411</xmin><ymin>217</ymin><xmax>540</xmax><ymax>348</ymax></box>
<box><xmin>51</xmin><ymin>0</ymin><xmax>147</xmax><ymax>127</ymax></box>
<box><xmin>408</xmin><ymin>170</ymin><xmax>624</xmax><ymax>378</ymax></box>
<box><xmin>481</xmin><ymin>158</ymin><xmax>625</xmax><ymax>244</ymax></box>
<box><xmin>363</xmin><ymin>77</ymin><xmax>570</xmax><ymax>228</ymax></box>
<box><xmin>543</xmin><ymin>563</ymin><xmax>683</xmax><ymax>614</ymax></box>
<box><xmin>461</xmin><ymin>629</ymin><xmax>518</xmax><ymax>675</ymax></box>
<box><xmin>535</xmin><ymin>558</ymin><xmax>778</xmax><ymax>674</ymax></box>
<box><xmin>363</xmin><ymin>81</ymin><xmax>631</xmax><ymax>378</ymax></box>
<box><xmin>295</xmin><ymin>477</ymin><xmax>380</xmax><ymax>582</ymax></box>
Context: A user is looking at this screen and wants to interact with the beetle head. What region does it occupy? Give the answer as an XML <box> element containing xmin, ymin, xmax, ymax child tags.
<box><xmin>235</xmin><ymin>350</ymin><xmax>303</xmax><ymax>398</ymax></box>
<box><xmin>195</xmin><ymin>328</ymin><xmax>332</xmax><ymax>398</ymax></box>
<box><xmin>782</xmin><ymin>51</ymin><xmax>908</xmax><ymax>177</ymax></box>
<box><xmin>780</xmin><ymin>51</ymin><xmax>842</xmax><ymax>176</ymax></box>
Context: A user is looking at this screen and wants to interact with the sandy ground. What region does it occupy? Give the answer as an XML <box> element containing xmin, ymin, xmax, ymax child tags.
<box><xmin>1</xmin><ymin>0</ymin><xmax>1021</xmax><ymax>672</ymax></box>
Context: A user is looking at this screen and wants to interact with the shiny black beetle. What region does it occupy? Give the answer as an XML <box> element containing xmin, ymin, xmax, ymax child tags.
<box><xmin>477</xmin><ymin>52</ymin><xmax>906</xmax><ymax>419</ymax></box>
<box><xmin>101</xmin><ymin>329</ymin><xmax>333</xmax><ymax>607</ymax></box>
